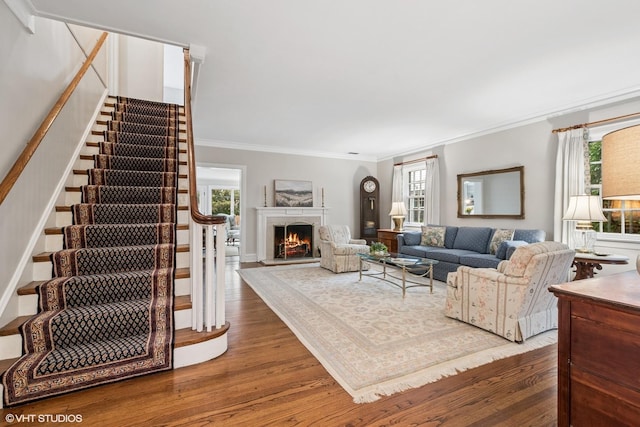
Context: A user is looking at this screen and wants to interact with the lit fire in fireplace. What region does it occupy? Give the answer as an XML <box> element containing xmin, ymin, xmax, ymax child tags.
<box><xmin>275</xmin><ymin>225</ymin><xmax>313</xmax><ymax>259</ymax></box>
<box><xmin>285</xmin><ymin>232</ymin><xmax>305</xmax><ymax>246</ymax></box>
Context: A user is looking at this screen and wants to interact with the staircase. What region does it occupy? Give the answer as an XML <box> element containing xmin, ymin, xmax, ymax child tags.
<box><xmin>0</xmin><ymin>96</ymin><xmax>228</xmax><ymax>407</ymax></box>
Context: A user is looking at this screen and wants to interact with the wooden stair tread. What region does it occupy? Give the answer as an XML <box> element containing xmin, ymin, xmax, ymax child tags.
<box><xmin>34</xmin><ymin>244</ymin><xmax>189</xmax><ymax>261</ymax></box>
<box><xmin>45</xmin><ymin>224</ymin><xmax>189</xmax><ymax>234</ymax></box>
<box><xmin>174</xmin><ymin>322</ymin><xmax>230</xmax><ymax>348</ymax></box>
<box><xmin>1</xmin><ymin>296</ymin><xmax>193</xmax><ymax>336</ymax></box>
<box><xmin>0</xmin><ymin>315</ymin><xmax>31</xmax><ymax>336</ymax></box>
<box><xmin>56</xmin><ymin>205</ymin><xmax>189</xmax><ymax>212</ymax></box>
<box><xmin>176</xmin><ymin>267</ymin><xmax>190</xmax><ymax>279</ymax></box>
<box><xmin>97</xmin><ymin>117</ymin><xmax>187</xmax><ymax>125</ymax></box>
<box><xmin>103</xmin><ymin>101</ymin><xmax>185</xmax><ymax>115</ymax></box>
<box><xmin>84</xmin><ymin>138</ymin><xmax>187</xmax><ymax>154</ymax></box>
<box><xmin>175</xmin><ymin>295</ymin><xmax>191</xmax><ymax>310</ymax></box>
<box><xmin>17</xmin><ymin>280</ymin><xmax>44</xmax><ymax>296</ymax></box>
<box><xmin>0</xmin><ymin>357</ymin><xmax>20</xmax><ymax>376</ymax></box>
<box><xmin>0</xmin><ymin>305</ymin><xmax>208</xmax><ymax>374</ymax></box>
<box><xmin>65</xmin><ymin>186</ymin><xmax>188</xmax><ymax>194</ymax></box>
<box><xmin>90</xmin><ymin>130</ymin><xmax>187</xmax><ymax>143</ymax></box>
<box><xmin>19</xmin><ymin>269</ymin><xmax>189</xmax><ymax>296</ymax></box>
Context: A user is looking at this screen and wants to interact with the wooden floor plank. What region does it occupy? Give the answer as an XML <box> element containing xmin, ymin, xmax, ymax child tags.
<box><xmin>0</xmin><ymin>258</ymin><xmax>558</xmax><ymax>425</ymax></box>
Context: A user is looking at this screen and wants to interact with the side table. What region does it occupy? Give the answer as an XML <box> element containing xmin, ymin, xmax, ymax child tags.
<box><xmin>572</xmin><ymin>252</ymin><xmax>629</xmax><ymax>280</ymax></box>
<box><xmin>376</xmin><ymin>229</ymin><xmax>402</xmax><ymax>253</ymax></box>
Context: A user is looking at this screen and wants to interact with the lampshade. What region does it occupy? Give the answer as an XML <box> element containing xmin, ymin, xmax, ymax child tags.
<box><xmin>602</xmin><ymin>125</ymin><xmax>640</xmax><ymax>200</ymax></box>
<box><xmin>389</xmin><ymin>202</ymin><xmax>407</xmax><ymax>217</ymax></box>
<box><xmin>562</xmin><ymin>195</ymin><xmax>607</xmax><ymax>224</ymax></box>
<box><xmin>562</xmin><ymin>195</ymin><xmax>606</xmax><ymax>254</ymax></box>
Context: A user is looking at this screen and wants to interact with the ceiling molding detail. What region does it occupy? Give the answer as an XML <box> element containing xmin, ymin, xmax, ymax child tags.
<box><xmin>4</xmin><ymin>0</ymin><xmax>36</xmax><ymax>34</ymax></box>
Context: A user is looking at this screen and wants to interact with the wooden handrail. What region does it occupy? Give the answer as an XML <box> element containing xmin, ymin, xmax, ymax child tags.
<box><xmin>0</xmin><ymin>32</ymin><xmax>109</xmax><ymax>205</ymax></box>
<box><xmin>183</xmin><ymin>49</ymin><xmax>226</xmax><ymax>225</ymax></box>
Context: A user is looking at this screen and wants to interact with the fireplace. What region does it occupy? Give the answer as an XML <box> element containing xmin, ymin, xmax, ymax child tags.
<box><xmin>274</xmin><ymin>223</ymin><xmax>313</xmax><ymax>259</ymax></box>
<box><xmin>256</xmin><ymin>207</ymin><xmax>327</xmax><ymax>263</ymax></box>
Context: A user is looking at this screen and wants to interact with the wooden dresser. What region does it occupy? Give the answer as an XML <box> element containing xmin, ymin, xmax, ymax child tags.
<box><xmin>376</xmin><ymin>229</ymin><xmax>402</xmax><ymax>253</ymax></box>
<box><xmin>549</xmin><ymin>270</ymin><xmax>640</xmax><ymax>427</ymax></box>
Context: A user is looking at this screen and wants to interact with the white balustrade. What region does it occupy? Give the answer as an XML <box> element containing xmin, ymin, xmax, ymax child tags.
<box><xmin>189</xmin><ymin>220</ymin><xmax>226</xmax><ymax>332</ymax></box>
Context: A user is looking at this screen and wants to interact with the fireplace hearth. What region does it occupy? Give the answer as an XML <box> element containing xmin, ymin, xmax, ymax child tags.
<box><xmin>274</xmin><ymin>223</ymin><xmax>313</xmax><ymax>259</ymax></box>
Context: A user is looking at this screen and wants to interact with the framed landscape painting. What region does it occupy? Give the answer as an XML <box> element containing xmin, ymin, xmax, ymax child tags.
<box><xmin>274</xmin><ymin>180</ymin><xmax>313</xmax><ymax>207</ymax></box>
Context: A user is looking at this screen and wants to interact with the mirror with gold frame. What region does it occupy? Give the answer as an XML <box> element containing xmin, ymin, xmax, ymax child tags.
<box><xmin>457</xmin><ymin>166</ymin><xmax>524</xmax><ymax>219</ymax></box>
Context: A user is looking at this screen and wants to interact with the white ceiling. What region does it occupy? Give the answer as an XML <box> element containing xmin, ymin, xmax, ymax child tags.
<box><xmin>29</xmin><ymin>0</ymin><xmax>640</xmax><ymax>161</ymax></box>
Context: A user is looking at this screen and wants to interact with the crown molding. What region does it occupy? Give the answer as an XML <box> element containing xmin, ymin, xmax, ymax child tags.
<box><xmin>4</xmin><ymin>0</ymin><xmax>36</xmax><ymax>34</ymax></box>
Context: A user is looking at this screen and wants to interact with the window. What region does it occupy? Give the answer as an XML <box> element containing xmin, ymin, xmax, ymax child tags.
<box><xmin>588</xmin><ymin>139</ymin><xmax>640</xmax><ymax>237</ymax></box>
<box><xmin>211</xmin><ymin>188</ymin><xmax>240</xmax><ymax>216</ymax></box>
<box><xmin>404</xmin><ymin>164</ymin><xmax>425</xmax><ymax>226</ymax></box>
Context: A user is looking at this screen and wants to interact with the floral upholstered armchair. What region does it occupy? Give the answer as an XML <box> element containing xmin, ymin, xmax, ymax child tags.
<box><xmin>318</xmin><ymin>225</ymin><xmax>370</xmax><ymax>273</ymax></box>
<box><xmin>445</xmin><ymin>241</ymin><xmax>575</xmax><ymax>342</ymax></box>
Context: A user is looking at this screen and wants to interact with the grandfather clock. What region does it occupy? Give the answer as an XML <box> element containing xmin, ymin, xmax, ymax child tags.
<box><xmin>359</xmin><ymin>176</ymin><xmax>380</xmax><ymax>243</ymax></box>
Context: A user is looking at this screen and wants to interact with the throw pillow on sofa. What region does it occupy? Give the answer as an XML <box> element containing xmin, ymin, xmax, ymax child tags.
<box><xmin>496</xmin><ymin>240</ymin><xmax>529</xmax><ymax>260</ymax></box>
<box><xmin>421</xmin><ymin>225</ymin><xmax>446</xmax><ymax>247</ymax></box>
<box><xmin>489</xmin><ymin>228</ymin><xmax>515</xmax><ymax>254</ymax></box>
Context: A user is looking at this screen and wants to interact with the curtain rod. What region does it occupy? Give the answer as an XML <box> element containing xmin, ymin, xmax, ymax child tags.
<box><xmin>552</xmin><ymin>111</ymin><xmax>640</xmax><ymax>134</ymax></box>
<box><xmin>394</xmin><ymin>154</ymin><xmax>438</xmax><ymax>166</ymax></box>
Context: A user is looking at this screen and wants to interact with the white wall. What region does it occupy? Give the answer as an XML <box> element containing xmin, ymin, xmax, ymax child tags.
<box><xmin>118</xmin><ymin>36</ymin><xmax>163</xmax><ymax>101</ymax></box>
<box><xmin>68</xmin><ymin>23</ymin><xmax>107</xmax><ymax>85</ymax></box>
<box><xmin>195</xmin><ymin>145</ymin><xmax>377</xmax><ymax>261</ymax></box>
<box><xmin>163</xmin><ymin>44</ymin><xmax>184</xmax><ymax>104</ymax></box>
<box><xmin>0</xmin><ymin>9</ymin><xmax>106</xmax><ymax>326</ymax></box>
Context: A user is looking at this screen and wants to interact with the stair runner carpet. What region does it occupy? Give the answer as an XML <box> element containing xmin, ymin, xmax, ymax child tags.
<box><xmin>2</xmin><ymin>97</ymin><xmax>180</xmax><ymax>406</ymax></box>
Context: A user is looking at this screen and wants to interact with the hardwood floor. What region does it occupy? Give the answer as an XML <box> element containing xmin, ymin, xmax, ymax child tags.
<box><xmin>1</xmin><ymin>258</ymin><xmax>558</xmax><ymax>426</ymax></box>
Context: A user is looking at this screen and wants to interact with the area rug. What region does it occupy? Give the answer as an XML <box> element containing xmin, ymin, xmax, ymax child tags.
<box><xmin>237</xmin><ymin>264</ymin><xmax>557</xmax><ymax>403</ymax></box>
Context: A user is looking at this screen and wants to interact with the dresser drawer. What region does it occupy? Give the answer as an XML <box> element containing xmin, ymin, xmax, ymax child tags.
<box><xmin>570</xmin><ymin>369</ymin><xmax>640</xmax><ymax>426</ymax></box>
<box><xmin>570</xmin><ymin>300</ymin><xmax>640</xmax><ymax>394</ymax></box>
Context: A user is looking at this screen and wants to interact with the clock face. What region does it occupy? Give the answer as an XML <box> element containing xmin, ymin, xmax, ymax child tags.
<box><xmin>363</xmin><ymin>180</ymin><xmax>376</xmax><ymax>193</ymax></box>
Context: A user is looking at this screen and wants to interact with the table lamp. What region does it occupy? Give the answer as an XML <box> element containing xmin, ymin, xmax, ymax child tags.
<box><xmin>562</xmin><ymin>195</ymin><xmax>607</xmax><ymax>253</ymax></box>
<box><xmin>389</xmin><ymin>202</ymin><xmax>407</xmax><ymax>231</ymax></box>
<box><xmin>602</xmin><ymin>124</ymin><xmax>640</xmax><ymax>273</ymax></box>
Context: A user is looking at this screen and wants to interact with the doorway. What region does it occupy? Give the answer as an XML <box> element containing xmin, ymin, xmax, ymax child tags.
<box><xmin>196</xmin><ymin>164</ymin><xmax>246</xmax><ymax>260</ymax></box>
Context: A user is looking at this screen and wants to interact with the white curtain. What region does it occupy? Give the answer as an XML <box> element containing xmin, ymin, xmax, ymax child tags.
<box><xmin>424</xmin><ymin>157</ymin><xmax>440</xmax><ymax>225</ymax></box>
<box><xmin>391</xmin><ymin>164</ymin><xmax>403</xmax><ymax>202</ymax></box>
<box><xmin>391</xmin><ymin>164</ymin><xmax>403</xmax><ymax>228</ymax></box>
<box><xmin>554</xmin><ymin>128</ymin><xmax>589</xmax><ymax>244</ymax></box>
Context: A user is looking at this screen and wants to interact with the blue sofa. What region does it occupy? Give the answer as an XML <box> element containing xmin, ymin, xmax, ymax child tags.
<box><xmin>396</xmin><ymin>226</ymin><xmax>546</xmax><ymax>282</ymax></box>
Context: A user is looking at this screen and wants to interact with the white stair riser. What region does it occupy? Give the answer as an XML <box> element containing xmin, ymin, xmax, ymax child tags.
<box><xmin>56</xmin><ymin>211</ymin><xmax>73</xmax><ymax>227</ymax></box>
<box><xmin>174</xmin><ymin>309</ymin><xmax>191</xmax><ymax>329</ymax></box>
<box><xmin>45</xmin><ymin>235</ymin><xmax>63</xmax><ymax>252</ymax></box>
<box><xmin>19</xmin><ymin>294</ymin><xmax>38</xmax><ymax>316</ymax></box>
<box><xmin>33</xmin><ymin>261</ymin><xmax>52</xmax><ymax>281</ymax></box>
<box><xmin>175</xmin><ymin>277</ymin><xmax>190</xmax><ymax>296</ymax></box>
<box><xmin>177</xmin><ymin>229</ymin><xmax>188</xmax><ymax>245</ymax></box>
<box><xmin>174</xmin><ymin>334</ymin><xmax>228</xmax><ymax>369</ymax></box>
<box><xmin>0</xmin><ymin>335</ymin><xmax>22</xmax><ymax>359</ymax></box>
<box><xmin>72</xmin><ymin>174</ymin><xmax>89</xmax><ymax>187</ymax></box>
<box><xmin>176</xmin><ymin>251</ymin><xmax>189</xmax><ymax>268</ymax></box>
<box><xmin>65</xmin><ymin>192</ymin><xmax>81</xmax><ymax>205</ymax></box>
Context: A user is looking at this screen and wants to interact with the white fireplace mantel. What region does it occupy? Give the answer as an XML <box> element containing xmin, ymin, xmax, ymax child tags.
<box><xmin>255</xmin><ymin>207</ymin><xmax>329</xmax><ymax>262</ymax></box>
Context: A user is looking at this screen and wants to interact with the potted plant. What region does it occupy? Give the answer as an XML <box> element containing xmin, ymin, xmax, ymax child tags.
<box><xmin>370</xmin><ymin>242</ymin><xmax>388</xmax><ymax>257</ymax></box>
